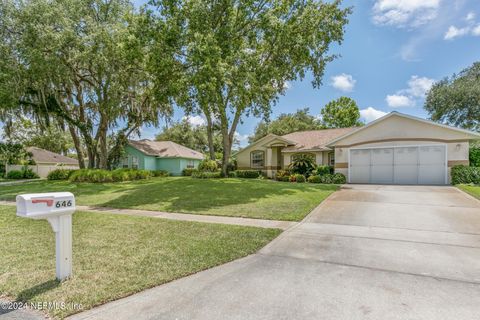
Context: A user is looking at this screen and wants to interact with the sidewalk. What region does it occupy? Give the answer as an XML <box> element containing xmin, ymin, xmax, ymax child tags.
<box><xmin>0</xmin><ymin>201</ymin><xmax>296</xmax><ymax>230</ymax></box>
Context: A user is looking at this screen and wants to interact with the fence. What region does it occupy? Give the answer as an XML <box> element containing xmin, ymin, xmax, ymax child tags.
<box><xmin>6</xmin><ymin>164</ymin><xmax>79</xmax><ymax>178</ymax></box>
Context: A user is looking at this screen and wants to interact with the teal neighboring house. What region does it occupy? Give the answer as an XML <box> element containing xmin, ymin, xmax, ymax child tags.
<box><xmin>120</xmin><ymin>140</ymin><xmax>204</xmax><ymax>175</ymax></box>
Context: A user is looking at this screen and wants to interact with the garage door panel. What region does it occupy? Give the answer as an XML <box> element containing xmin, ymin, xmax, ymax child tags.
<box><xmin>419</xmin><ymin>146</ymin><xmax>445</xmax><ymax>165</ymax></box>
<box><xmin>371</xmin><ymin>148</ymin><xmax>393</xmax><ymax>165</ymax></box>
<box><xmin>371</xmin><ymin>165</ymin><xmax>394</xmax><ymax>184</ymax></box>
<box><xmin>394</xmin><ymin>147</ymin><xmax>417</xmax><ymax>165</ymax></box>
<box><xmin>350</xmin><ymin>166</ymin><xmax>370</xmax><ymax>184</ymax></box>
<box><xmin>350</xmin><ymin>149</ymin><xmax>370</xmax><ymax>166</ymax></box>
<box><xmin>418</xmin><ymin>165</ymin><xmax>446</xmax><ymax>185</ymax></box>
<box><xmin>394</xmin><ymin>165</ymin><xmax>418</xmax><ymax>184</ymax></box>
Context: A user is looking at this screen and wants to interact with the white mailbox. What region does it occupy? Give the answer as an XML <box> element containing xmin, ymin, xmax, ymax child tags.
<box><xmin>16</xmin><ymin>192</ymin><xmax>76</xmax><ymax>281</ymax></box>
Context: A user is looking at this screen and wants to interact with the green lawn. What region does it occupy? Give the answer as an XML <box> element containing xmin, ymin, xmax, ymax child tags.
<box><xmin>457</xmin><ymin>184</ymin><xmax>480</xmax><ymax>200</ymax></box>
<box><xmin>0</xmin><ymin>205</ymin><xmax>280</xmax><ymax>318</ymax></box>
<box><xmin>0</xmin><ymin>177</ymin><xmax>338</xmax><ymax>221</ymax></box>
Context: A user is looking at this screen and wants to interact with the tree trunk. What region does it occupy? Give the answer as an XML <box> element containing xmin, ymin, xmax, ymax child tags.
<box><xmin>97</xmin><ymin>115</ymin><xmax>109</xmax><ymax>169</ymax></box>
<box><xmin>68</xmin><ymin>125</ymin><xmax>85</xmax><ymax>169</ymax></box>
<box><xmin>221</xmin><ymin>127</ymin><xmax>231</xmax><ymax>177</ymax></box>
<box><xmin>205</xmin><ymin>114</ymin><xmax>216</xmax><ymax>160</ymax></box>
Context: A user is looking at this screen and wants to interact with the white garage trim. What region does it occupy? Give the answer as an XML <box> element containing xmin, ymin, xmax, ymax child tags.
<box><xmin>348</xmin><ymin>144</ymin><xmax>448</xmax><ymax>185</ymax></box>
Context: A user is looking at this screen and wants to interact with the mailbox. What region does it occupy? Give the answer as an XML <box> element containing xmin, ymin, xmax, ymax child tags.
<box><xmin>16</xmin><ymin>192</ymin><xmax>76</xmax><ymax>281</ymax></box>
<box><xmin>17</xmin><ymin>192</ymin><xmax>76</xmax><ymax>219</ymax></box>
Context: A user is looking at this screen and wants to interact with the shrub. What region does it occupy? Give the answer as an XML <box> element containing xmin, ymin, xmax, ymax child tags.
<box><xmin>6</xmin><ymin>170</ymin><xmax>24</xmax><ymax>179</ymax></box>
<box><xmin>313</xmin><ymin>165</ymin><xmax>333</xmax><ymax>176</ymax></box>
<box><xmin>69</xmin><ymin>169</ymin><xmax>133</xmax><ymax>183</ymax></box>
<box><xmin>451</xmin><ymin>165</ymin><xmax>480</xmax><ymax>185</ymax></box>
<box><xmin>182</xmin><ymin>168</ymin><xmax>198</xmax><ymax>176</ymax></box>
<box><xmin>281</xmin><ymin>175</ymin><xmax>290</xmax><ymax>182</ymax></box>
<box><xmin>320</xmin><ymin>174</ymin><xmax>333</xmax><ymax>184</ymax></box>
<box><xmin>470</xmin><ymin>145</ymin><xmax>480</xmax><ymax>167</ymax></box>
<box><xmin>47</xmin><ymin>169</ymin><xmax>76</xmax><ymax>180</ymax></box>
<box><xmin>331</xmin><ymin>173</ymin><xmax>346</xmax><ymax>184</ymax></box>
<box><xmin>307</xmin><ymin>175</ymin><xmax>322</xmax><ymax>183</ymax></box>
<box><xmin>150</xmin><ymin>170</ymin><xmax>170</xmax><ymax>177</ymax></box>
<box><xmin>228</xmin><ymin>171</ymin><xmax>237</xmax><ymax>178</ymax></box>
<box><xmin>111</xmin><ymin>169</ymin><xmax>131</xmax><ymax>182</ymax></box>
<box><xmin>21</xmin><ymin>168</ymin><xmax>39</xmax><ymax>179</ymax></box>
<box><xmin>289</xmin><ymin>175</ymin><xmax>296</xmax><ymax>182</ymax></box>
<box><xmin>288</xmin><ymin>154</ymin><xmax>316</xmax><ymax>176</ymax></box>
<box><xmin>294</xmin><ymin>174</ymin><xmax>306</xmax><ymax>183</ymax></box>
<box><xmin>198</xmin><ymin>159</ymin><xmax>218</xmax><ymax>172</ymax></box>
<box><xmin>235</xmin><ymin>170</ymin><xmax>260</xmax><ymax>178</ymax></box>
<box><xmin>275</xmin><ymin>169</ymin><xmax>290</xmax><ymax>181</ymax></box>
<box><xmin>191</xmin><ymin>171</ymin><xmax>222</xmax><ymax>179</ymax></box>
<box><xmin>6</xmin><ymin>168</ymin><xmax>39</xmax><ymax>179</ymax></box>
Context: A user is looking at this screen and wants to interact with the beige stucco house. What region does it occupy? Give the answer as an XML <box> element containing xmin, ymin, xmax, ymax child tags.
<box><xmin>236</xmin><ymin>112</ymin><xmax>480</xmax><ymax>185</ymax></box>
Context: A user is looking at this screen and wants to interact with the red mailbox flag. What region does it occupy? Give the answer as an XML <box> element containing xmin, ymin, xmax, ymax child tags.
<box><xmin>32</xmin><ymin>198</ymin><xmax>54</xmax><ymax>207</ymax></box>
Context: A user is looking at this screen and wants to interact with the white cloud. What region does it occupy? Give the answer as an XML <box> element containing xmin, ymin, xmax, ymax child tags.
<box><xmin>473</xmin><ymin>25</ymin><xmax>480</xmax><ymax>36</ymax></box>
<box><xmin>466</xmin><ymin>12</ymin><xmax>476</xmax><ymax>22</ymax></box>
<box><xmin>386</xmin><ymin>94</ymin><xmax>415</xmax><ymax>108</ymax></box>
<box><xmin>330</xmin><ymin>73</ymin><xmax>356</xmax><ymax>92</ymax></box>
<box><xmin>444</xmin><ymin>25</ymin><xmax>470</xmax><ymax>40</ymax></box>
<box><xmin>386</xmin><ymin>75</ymin><xmax>435</xmax><ymax>108</ymax></box>
<box><xmin>372</xmin><ymin>0</ymin><xmax>440</xmax><ymax>28</ymax></box>
<box><xmin>183</xmin><ymin>115</ymin><xmax>206</xmax><ymax>127</ymax></box>
<box><xmin>406</xmin><ymin>75</ymin><xmax>435</xmax><ymax>97</ymax></box>
<box><xmin>360</xmin><ymin>107</ymin><xmax>387</xmax><ymax>123</ymax></box>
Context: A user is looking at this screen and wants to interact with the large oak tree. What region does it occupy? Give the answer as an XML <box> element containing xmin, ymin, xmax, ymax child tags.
<box><xmin>0</xmin><ymin>0</ymin><xmax>172</xmax><ymax>168</ymax></box>
<box><xmin>147</xmin><ymin>0</ymin><xmax>351</xmax><ymax>175</ymax></box>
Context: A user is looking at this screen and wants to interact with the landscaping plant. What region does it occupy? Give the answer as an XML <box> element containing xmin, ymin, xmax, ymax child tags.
<box><xmin>288</xmin><ymin>154</ymin><xmax>316</xmax><ymax>176</ymax></box>
<box><xmin>451</xmin><ymin>165</ymin><xmax>480</xmax><ymax>185</ymax></box>
<box><xmin>235</xmin><ymin>170</ymin><xmax>261</xmax><ymax>179</ymax></box>
<box><xmin>47</xmin><ymin>169</ymin><xmax>77</xmax><ymax>180</ymax></box>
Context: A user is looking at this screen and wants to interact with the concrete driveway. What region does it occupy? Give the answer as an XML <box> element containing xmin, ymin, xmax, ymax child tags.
<box><xmin>70</xmin><ymin>185</ymin><xmax>480</xmax><ymax>320</ymax></box>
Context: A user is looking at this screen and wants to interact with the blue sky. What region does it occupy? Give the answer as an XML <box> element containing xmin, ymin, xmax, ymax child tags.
<box><xmin>139</xmin><ymin>0</ymin><xmax>480</xmax><ymax>146</ymax></box>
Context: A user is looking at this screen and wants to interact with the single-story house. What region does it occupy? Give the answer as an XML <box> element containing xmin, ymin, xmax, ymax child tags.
<box><xmin>121</xmin><ymin>140</ymin><xmax>204</xmax><ymax>175</ymax></box>
<box><xmin>236</xmin><ymin>111</ymin><xmax>480</xmax><ymax>185</ymax></box>
<box><xmin>6</xmin><ymin>146</ymin><xmax>79</xmax><ymax>178</ymax></box>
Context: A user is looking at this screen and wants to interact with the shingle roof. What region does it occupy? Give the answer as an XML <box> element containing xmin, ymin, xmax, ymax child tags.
<box><xmin>128</xmin><ymin>140</ymin><xmax>204</xmax><ymax>160</ymax></box>
<box><xmin>26</xmin><ymin>147</ymin><xmax>79</xmax><ymax>165</ymax></box>
<box><xmin>281</xmin><ymin>127</ymin><xmax>359</xmax><ymax>152</ymax></box>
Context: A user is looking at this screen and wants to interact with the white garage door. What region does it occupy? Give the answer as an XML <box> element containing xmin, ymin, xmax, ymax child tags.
<box><xmin>349</xmin><ymin>145</ymin><xmax>446</xmax><ymax>185</ymax></box>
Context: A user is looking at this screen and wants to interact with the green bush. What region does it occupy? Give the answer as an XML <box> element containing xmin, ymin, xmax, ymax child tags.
<box><xmin>21</xmin><ymin>168</ymin><xmax>39</xmax><ymax>179</ymax></box>
<box><xmin>331</xmin><ymin>173</ymin><xmax>346</xmax><ymax>184</ymax></box>
<box><xmin>275</xmin><ymin>169</ymin><xmax>290</xmax><ymax>181</ymax></box>
<box><xmin>307</xmin><ymin>175</ymin><xmax>322</xmax><ymax>183</ymax></box>
<box><xmin>451</xmin><ymin>165</ymin><xmax>480</xmax><ymax>185</ymax></box>
<box><xmin>150</xmin><ymin>170</ymin><xmax>170</xmax><ymax>177</ymax></box>
<box><xmin>470</xmin><ymin>145</ymin><xmax>480</xmax><ymax>167</ymax></box>
<box><xmin>235</xmin><ymin>170</ymin><xmax>260</xmax><ymax>178</ymax></box>
<box><xmin>182</xmin><ymin>168</ymin><xmax>199</xmax><ymax>176</ymax></box>
<box><xmin>288</xmin><ymin>175</ymin><xmax>296</xmax><ymax>182</ymax></box>
<box><xmin>191</xmin><ymin>171</ymin><xmax>222</xmax><ymax>179</ymax></box>
<box><xmin>6</xmin><ymin>170</ymin><xmax>24</xmax><ymax>179</ymax></box>
<box><xmin>228</xmin><ymin>171</ymin><xmax>237</xmax><ymax>178</ymax></box>
<box><xmin>6</xmin><ymin>168</ymin><xmax>39</xmax><ymax>179</ymax></box>
<box><xmin>198</xmin><ymin>159</ymin><xmax>218</xmax><ymax>172</ymax></box>
<box><xmin>111</xmin><ymin>169</ymin><xmax>131</xmax><ymax>182</ymax></box>
<box><xmin>313</xmin><ymin>165</ymin><xmax>333</xmax><ymax>176</ymax></box>
<box><xmin>47</xmin><ymin>169</ymin><xmax>76</xmax><ymax>180</ymax></box>
<box><xmin>294</xmin><ymin>174</ymin><xmax>306</xmax><ymax>183</ymax></box>
<box><xmin>320</xmin><ymin>174</ymin><xmax>333</xmax><ymax>184</ymax></box>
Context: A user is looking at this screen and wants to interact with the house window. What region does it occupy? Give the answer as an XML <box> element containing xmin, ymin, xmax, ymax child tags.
<box><xmin>250</xmin><ymin>151</ymin><xmax>265</xmax><ymax>168</ymax></box>
<box><xmin>187</xmin><ymin>160</ymin><xmax>194</xmax><ymax>168</ymax></box>
<box><xmin>121</xmin><ymin>157</ymin><xmax>129</xmax><ymax>168</ymax></box>
<box><xmin>132</xmin><ymin>156</ymin><xmax>139</xmax><ymax>169</ymax></box>
<box><xmin>328</xmin><ymin>152</ymin><xmax>335</xmax><ymax>166</ymax></box>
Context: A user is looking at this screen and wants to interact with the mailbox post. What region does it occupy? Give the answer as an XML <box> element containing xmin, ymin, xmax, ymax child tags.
<box><xmin>16</xmin><ymin>192</ymin><xmax>76</xmax><ymax>281</ymax></box>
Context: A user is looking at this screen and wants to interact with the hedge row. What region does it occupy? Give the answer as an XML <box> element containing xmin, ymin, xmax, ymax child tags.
<box><xmin>451</xmin><ymin>165</ymin><xmax>480</xmax><ymax>185</ymax></box>
<box><xmin>6</xmin><ymin>168</ymin><xmax>39</xmax><ymax>180</ymax></box>
<box><xmin>45</xmin><ymin>168</ymin><xmax>169</xmax><ymax>183</ymax></box>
